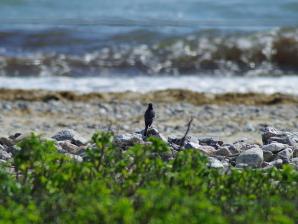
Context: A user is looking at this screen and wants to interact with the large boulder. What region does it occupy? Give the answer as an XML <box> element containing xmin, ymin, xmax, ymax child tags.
<box><xmin>236</xmin><ymin>147</ymin><xmax>263</xmax><ymax>168</ymax></box>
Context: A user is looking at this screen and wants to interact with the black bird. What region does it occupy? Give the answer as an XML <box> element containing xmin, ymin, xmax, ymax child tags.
<box><xmin>144</xmin><ymin>103</ymin><xmax>155</xmax><ymax>136</ymax></box>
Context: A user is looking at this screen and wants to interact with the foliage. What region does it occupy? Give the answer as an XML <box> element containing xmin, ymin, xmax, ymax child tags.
<box><xmin>0</xmin><ymin>133</ymin><xmax>297</xmax><ymax>223</ymax></box>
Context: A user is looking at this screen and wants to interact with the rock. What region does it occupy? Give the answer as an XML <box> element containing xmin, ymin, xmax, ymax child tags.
<box><xmin>277</xmin><ymin>148</ymin><xmax>293</xmax><ymax>163</ymax></box>
<box><xmin>13</xmin><ymin>133</ymin><xmax>35</xmax><ymax>144</ymax></box>
<box><xmin>293</xmin><ymin>148</ymin><xmax>298</xmax><ymax>158</ymax></box>
<box><xmin>8</xmin><ymin>133</ymin><xmax>22</xmax><ymax>140</ymax></box>
<box><xmin>261</xmin><ymin>126</ymin><xmax>281</xmax><ymax>145</ymax></box>
<box><xmin>139</xmin><ymin>128</ymin><xmax>167</xmax><ymax>142</ymax></box>
<box><xmin>268</xmin><ymin>159</ymin><xmax>283</xmax><ymax>168</ymax></box>
<box><xmin>262</xmin><ymin>142</ymin><xmax>287</xmax><ymax>153</ymax></box>
<box><xmin>52</xmin><ymin>129</ymin><xmax>87</xmax><ymax>146</ymax></box>
<box><xmin>0</xmin><ymin>137</ymin><xmax>14</xmax><ymax>147</ymax></box>
<box><xmin>198</xmin><ymin>137</ymin><xmax>223</xmax><ymax>149</ymax></box>
<box><xmin>208</xmin><ymin>157</ymin><xmax>224</xmax><ymax>169</ymax></box>
<box><xmin>0</xmin><ymin>150</ymin><xmax>12</xmax><ymax>160</ymax></box>
<box><xmin>261</xmin><ymin>126</ymin><xmax>298</xmax><ymax>146</ymax></box>
<box><xmin>64</xmin><ymin>153</ymin><xmax>83</xmax><ymax>162</ymax></box>
<box><xmin>58</xmin><ymin>141</ymin><xmax>81</xmax><ymax>154</ymax></box>
<box><xmin>235</xmin><ymin>163</ymin><xmax>249</xmax><ymax>169</ymax></box>
<box><xmin>184</xmin><ymin>142</ymin><xmax>216</xmax><ymax>155</ymax></box>
<box><xmin>168</xmin><ymin>136</ymin><xmax>191</xmax><ymax>145</ymax></box>
<box><xmin>199</xmin><ymin>145</ymin><xmax>217</xmax><ymax>156</ymax></box>
<box><xmin>263</xmin><ymin>150</ymin><xmax>275</xmax><ymax>162</ymax></box>
<box><xmin>236</xmin><ymin>147</ymin><xmax>263</xmax><ymax>168</ymax></box>
<box><xmin>222</xmin><ymin>144</ymin><xmax>239</xmax><ymax>154</ymax></box>
<box><xmin>114</xmin><ymin>133</ymin><xmax>144</xmax><ymax>150</ymax></box>
<box><xmin>215</xmin><ymin>146</ymin><xmax>231</xmax><ymax>156</ymax></box>
<box><xmin>184</xmin><ymin>141</ymin><xmax>200</xmax><ymax>150</ymax></box>
<box><xmin>290</xmin><ymin>158</ymin><xmax>298</xmax><ymax>169</ymax></box>
<box><xmin>233</xmin><ymin>139</ymin><xmax>259</xmax><ymax>152</ymax></box>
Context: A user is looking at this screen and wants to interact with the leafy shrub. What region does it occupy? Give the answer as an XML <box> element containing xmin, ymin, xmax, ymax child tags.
<box><xmin>0</xmin><ymin>133</ymin><xmax>296</xmax><ymax>223</ymax></box>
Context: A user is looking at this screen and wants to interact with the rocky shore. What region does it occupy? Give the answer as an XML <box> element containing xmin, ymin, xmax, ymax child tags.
<box><xmin>0</xmin><ymin>88</ymin><xmax>298</xmax><ymax>170</ymax></box>
<box><xmin>1</xmin><ymin>126</ymin><xmax>298</xmax><ymax>171</ymax></box>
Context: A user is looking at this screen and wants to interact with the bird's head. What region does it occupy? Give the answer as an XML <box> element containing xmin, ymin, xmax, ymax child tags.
<box><xmin>148</xmin><ymin>103</ymin><xmax>153</xmax><ymax>109</ymax></box>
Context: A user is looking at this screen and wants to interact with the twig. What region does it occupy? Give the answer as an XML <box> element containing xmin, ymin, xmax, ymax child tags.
<box><xmin>179</xmin><ymin>117</ymin><xmax>193</xmax><ymax>150</ymax></box>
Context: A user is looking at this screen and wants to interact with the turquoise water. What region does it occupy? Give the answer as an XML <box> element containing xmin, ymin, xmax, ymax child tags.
<box><xmin>0</xmin><ymin>0</ymin><xmax>298</xmax><ymax>78</ymax></box>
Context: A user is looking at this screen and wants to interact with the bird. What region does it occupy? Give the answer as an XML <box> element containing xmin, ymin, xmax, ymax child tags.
<box><xmin>144</xmin><ymin>103</ymin><xmax>155</xmax><ymax>136</ymax></box>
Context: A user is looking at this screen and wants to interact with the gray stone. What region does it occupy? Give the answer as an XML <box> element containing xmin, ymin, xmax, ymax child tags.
<box><xmin>64</xmin><ymin>153</ymin><xmax>83</xmax><ymax>162</ymax></box>
<box><xmin>235</xmin><ymin>163</ymin><xmax>249</xmax><ymax>169</ymax></box>
<box><xmin>139</xmin><ymin>128</ymin><xmax>167</xmax><ymax>142</ymax></box>
<box><xmin>52</xmin><ymin>129</ymin><xmax>87</xmax><ymax>146</ymax></box>
<box><xmin>215</xmin><ymin>146</ymin><xmax>231</xmax><ymax>156</ymax></box>
<box><xmin>236</xmin><ymin>147</ymin><xmax>263</xmax><ymax>167</ymax></box>
<box><xmin>261</xmin><ymin>126</ymin><xmax>281</xmax><ymax>145</ymax></box>
<box><xmin>293</xmin><ymin>148</ymin><xmax>298</xmax><ymax>158</ymax></box>
<box><xmin>268</xmin><ymin>159</ymin><xmax>283</xmax><ymax>168</ymax></box>
<box><xmin>185</xmin><ymin>142</ymin><xmax>216</xmax><ymax>155</ymax></box>
<box><xmin>222</xmin><ymin>144</ymin><xmax>239</xmax><ymax>154</ymax></box>
<box><xmin>277</xmin><ymin>148</ymin><xmax>293</xmax><ymax>163</ymax></box>
<box><xmin>207</xmin><ymin>157</ymin><xmax>224</xmax><ymax>169</ymax></box>
<box><xmin>0</xmin><ymin>150</ymin><xmax>12</xmax><ymax>160</ymax></box>
<box><xmin>233</xmin><ymin>139</ymin><xmax>259</xmax><ymax>152</ymax></box>
<box><xmin>198</xmin><ymin>137</ymin><xmax>223</xmax><ymax>149</ymax></box>
<box><xmin>0</xmin><ymin>137</ymin><xmax>14</xmax><ymax>147</ymax></box>
<box><xmin>168</xmin><ymin>136</ymin><xmax>191</xmax><ymax>145</ymax></box>
<box><xmin>114</xmin><ymin>133</ymin><xmax>144</xmax><ymax>150</ymax></box>
<box><xmin>262</xmin><ymin>142</ymin><xmax>287</xmax><ymax>153</ymax></box>
<box><xmin>261</xmin><ymin>126</ymin><xmax>298</xmax><ymax>146</ymax></box>
<box><xmin>58</xmin><ymin>141</ymin><xmax>81</xmax><ymax>154</ymax></box>
<box><xmin>290</xmin><ymin>158</ymin><xmax>298</xmax><ymax>170</ymax></box>
<box><xmin>263</xmin><ymin>150</ymin><xmax>275</xmax><ymax>162</ymax></box>
<box><xmin>12</xmin><ymin>133</ymin><xmax>36</xmax><ymax>144</ymax></box>
<box><xmin>184</xmin><ymin>141</ymin><xmax>200</xmax><ymax>150</ymax></box>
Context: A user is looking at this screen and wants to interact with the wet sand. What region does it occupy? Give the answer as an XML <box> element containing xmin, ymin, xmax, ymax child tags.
<box><xmin>0</xmin><ymin>88</ymin><xmax>298</xmax><ymax>143</ymax></box>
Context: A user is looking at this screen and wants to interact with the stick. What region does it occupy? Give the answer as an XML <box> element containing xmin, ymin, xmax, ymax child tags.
<box><xmin>179</xmin><ymin>117</ymin><xmax>193</xmax><ymax>150</ymax></box>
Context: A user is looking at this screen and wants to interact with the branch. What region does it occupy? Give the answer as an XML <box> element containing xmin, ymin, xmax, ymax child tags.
<box><xmin>179</xmin><ymin>117</ymin><xmax>193</xmax><ymax>150</ymax></box>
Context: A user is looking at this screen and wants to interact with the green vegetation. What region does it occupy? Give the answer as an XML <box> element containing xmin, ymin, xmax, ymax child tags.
<box><xmin>0</xmin><ymin>133</ymin><xmax>297</xmax><ymax>224</ymax></box>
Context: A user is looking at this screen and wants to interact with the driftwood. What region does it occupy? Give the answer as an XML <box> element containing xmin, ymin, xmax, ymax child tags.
<box><xmin>179</xmin><ymin>117</ymin><xmax>194</xmax><ymax>150</ymax></box>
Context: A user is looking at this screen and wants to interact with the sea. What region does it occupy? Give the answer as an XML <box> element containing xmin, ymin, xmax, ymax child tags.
<box><xmin>0</xmin><ymin>0</ymin><xmax>298</xmax><ymax>94</ymax></box>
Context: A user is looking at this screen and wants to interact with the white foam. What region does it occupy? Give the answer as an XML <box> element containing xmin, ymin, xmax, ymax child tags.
<box><xmin>0</xmin><ymin>75</ymin><xmax>298</xmax><ymax>95</ymax></box>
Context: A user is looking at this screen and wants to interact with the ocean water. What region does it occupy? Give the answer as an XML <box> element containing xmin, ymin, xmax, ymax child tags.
<box><xmin>0</xmin><ymin>0</ymin><xmax>298</xmax><ymax>93</ymax></box>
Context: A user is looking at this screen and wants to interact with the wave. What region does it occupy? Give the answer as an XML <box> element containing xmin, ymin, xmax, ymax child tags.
<box><xmin>0</xmin><ymin>27</ymin><xmax>298</xmax><ymax>76</ymax></box>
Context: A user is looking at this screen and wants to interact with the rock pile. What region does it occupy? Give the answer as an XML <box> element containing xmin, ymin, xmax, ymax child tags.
<box><xmin>0</xmin><ymin>127</ymin><xmax>297</xmax><ymax>170</ymax></box>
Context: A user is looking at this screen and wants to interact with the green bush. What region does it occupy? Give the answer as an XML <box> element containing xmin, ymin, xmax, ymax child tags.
<box><xmin>0</xmin><ymin>133</ymin><xmax>296</xmax><ymax>223</ymax></box>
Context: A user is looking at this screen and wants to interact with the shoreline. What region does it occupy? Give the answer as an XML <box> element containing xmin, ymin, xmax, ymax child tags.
<box><xmin>1</xmin><ymin>88</ymin><xmax>298</xmax><ymax>105</ymax></box>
